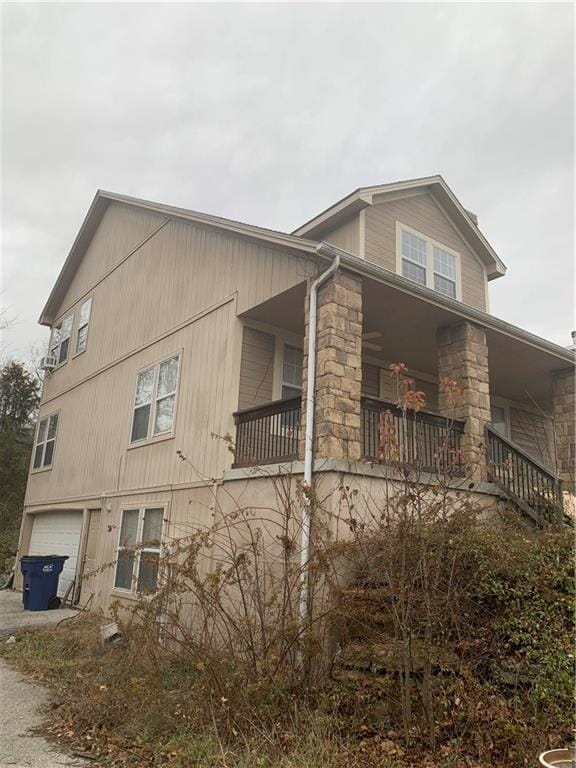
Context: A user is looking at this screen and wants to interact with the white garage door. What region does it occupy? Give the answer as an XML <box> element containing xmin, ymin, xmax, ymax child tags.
<box><xmin>28</xmin><ymin>512</ymin><xmax>83</xmax><ymax>598</ymax></box>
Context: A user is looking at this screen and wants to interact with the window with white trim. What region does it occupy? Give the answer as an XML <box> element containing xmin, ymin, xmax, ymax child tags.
<box><xmin>75</xmin><ymin>297</ymin><xmax>92</xmax><ymax>354</ymax></box>
<box><xmin>398</xmin><ymin>225</ymin><xmax>460</xmax><ymax>300</ymax></box>
<box><xmin>131</xmin><ymin>355</ymin><xmax>180</xmax><ymax>443</ymax></box>
<box><xmin>490</xmin><ymin>403</ymin><xmax>510</xmax><ymax>439</ymax></box>
<box><xmin>281</xmin><ymin>345</ymin><xmax>303</xmax><ymax>399</ymax></box>
<box><xmin>114</xmin><ymin>507</ymin><xmax>164</xmax><ymax>594</ymax></box>
<box><xmin>49</xmin><ymin>313</ymin><xmax>74</xmax><ymax>365</ymax></box>
<box><xmin>33</xmin><ymin>413</ymin><xmax>59</xmax><ymax>469</ymax></box>
<box><xmin>400</xmin><ymin>230</ymin><xmax>427</xmax><ymax>287</ymax></box>
<box><xmin>432</xmin><ymin>246</ymin><xmax>457</xmax><ymax>298</ymax></box>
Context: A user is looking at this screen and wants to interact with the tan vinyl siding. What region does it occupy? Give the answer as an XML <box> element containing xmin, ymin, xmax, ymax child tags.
<box><xmin>364</xmin><ymin>193</ymin><xmax>487</xmax><ymax>311</ymax></box>
<box><xmin>378</xmin><ymin>367</ymin><xmax>438</xmax><ymax>412</ymax></box>
<box><xmin>417</xmin><ymin>379</ymin><xmax>439</xmax><ymax>413</ymax></box>
<box><xmin>43</xmin><ymin>204</ymin><xmax>316</xmax><ymax>401</ymax></box>
<box><xmin>362</xmin><ymin>363</ymin><xmax>380</xmax><ymax>398</ymax></box>
<box><xmin>510</xmin><ymin>405</ymin><xmax>555</xmax><ymax>471</ymax></box>
<box><xmin>57</xmin><ymin>204</ymin><xmax>168</xmax><ymax>314</ymax></box>
<box><xmin>28</xmin><ymin>203</ymin><xmax>317</xmax><ymax>506</ymax></box>
<box><xmin>26</xmin><ymin>300</ymin><xmax>237</xmax><ymax>504</ymax></box>
<box><xmin>238</xmin><ymin>327</ymin><xmax>275</xmax><ymax>410</ymax></box>
<box><xmin>320</xmin><ymin>215</ymin><xmax>360</xmax><ymax>255</ymax></box>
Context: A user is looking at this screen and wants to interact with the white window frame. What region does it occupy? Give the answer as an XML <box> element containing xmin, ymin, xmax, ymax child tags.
<box><xmin>280</xmin><ymin>343</ymin><xmax>303</xmax><ymax>400</ymax></box>
<box><xmin>129</xmin><ymin>353</ymin><xmax>181</xmax><ymax>446</ymax></box>
<box><xmin>49</xmin><ymin>312</ymin><xmax>75</xmax><ymax>367</ymax></box>
<box><xmin>73</xmin><ymin>296</ymin><xmax>93</xmax><ymax>356</ymax></box>
<box><xmin>31</xmin><ymin>411</ymin><xmax>59</xmax><ymax>472</ymax></box>
<box><xmin>395</xmin><ymin>221</ymin><xmax>462</xmax><ymax>301</ymax></box>
<box><xmin>490</xmin><ymin>396</ymin><xmax>511</xmax><ymax>439</ymax></box>
<box><xmin>113</xmin><ymin>505</ymin><xmax>166</xmax><ymax>596</ymax></box>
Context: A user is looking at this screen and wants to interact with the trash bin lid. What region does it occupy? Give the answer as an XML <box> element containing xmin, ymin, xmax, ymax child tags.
<box><xmin>21</xmin><ymin>554</ymin><xmax>69</xmax><ymax>561</ymax></box>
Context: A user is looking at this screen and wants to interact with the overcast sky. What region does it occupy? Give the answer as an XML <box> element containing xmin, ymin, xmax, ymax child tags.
<box><xmin>1</xmin><ymin>2</ymin><xmax>573</xmax><ymax>361</ymax></box>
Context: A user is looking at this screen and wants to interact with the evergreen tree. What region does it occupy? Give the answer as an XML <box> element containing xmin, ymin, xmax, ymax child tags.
<box><xmin>0</xmin><ymin>362</ymin><xmax>40</xmax><ymax>570</ymax></box>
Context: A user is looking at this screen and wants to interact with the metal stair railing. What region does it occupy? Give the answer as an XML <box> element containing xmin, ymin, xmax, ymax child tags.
<box><xmin>485</xmin><ymin>425</ymin><xmax>564</xmax><ymax>526</ymax></box>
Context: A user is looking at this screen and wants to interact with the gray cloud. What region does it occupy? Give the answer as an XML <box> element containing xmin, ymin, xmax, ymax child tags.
<box><xmin>1</xmin><ymin>2</ymin><xmax>573</xmax><ymax>359</ymax></box>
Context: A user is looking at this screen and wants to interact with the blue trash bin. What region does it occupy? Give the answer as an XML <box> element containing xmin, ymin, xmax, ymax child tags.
<box><xmin>20</xmin><ymin>555</ymin><xmax>69</xmax><ymax>611</ymax></box>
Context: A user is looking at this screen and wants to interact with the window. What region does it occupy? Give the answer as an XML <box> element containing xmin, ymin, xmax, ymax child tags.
<box><xmin>75</xmin><ymin>297</ymin><xmax>92</xmax><ymax>354</ymax></box>
<box><xmin>33</xmin><ymin>414</ymin><xmax>59</xmax><ymax>469</ymax></box>
<box><xmin>401</xmin><ymin>230</ymin><xmax>427</xmax><ymax>287</ymax></box>
<box><xmin>114</xmin><ymin>507</ymin><xmax>164</xmax><ymax>594</ymax></box>
<box><xmin>49</xmin><ymin>313</ymin><xmax>74</xmax><ymax>365</ymax></box>
<box><xmin>131</xmin><ymin>356</ymin><xmax>180</xmax><ymax>443</ymax></box>
<box><xmin>281</xmin><ymin>345</ymin><xmax>303</xmax><ymax>399</ymax></box>
<box><xmin>491</xmin><ymin>403</ymin><xmax>510</xmax><ymax>438</ymax></box>
<box><xmin>433</xmin><ymin>247</ymin><xmax>457</xmax><ymax>298</ymax></box>
<box><xmin>397</xmin><ymin>224</ymin><xmax>461</xmax><ymax>300</ymax></box>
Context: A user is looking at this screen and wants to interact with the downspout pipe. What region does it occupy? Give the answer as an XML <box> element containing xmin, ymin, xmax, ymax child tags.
<box><xmin>299</xmin><ymin>246</ymin><xmax>340</xmax><ymax>626</ymax></box>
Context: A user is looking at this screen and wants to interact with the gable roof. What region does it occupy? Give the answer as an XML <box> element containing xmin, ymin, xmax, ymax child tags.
<box><xmin>39</xmin><ymin>190</ymin><xmax>319</xmax><ymax>325</ymax></box>
<box><xmin>292</xmin><ymin>175</ymin><xmax>507</xmax><ymax>280</ymax></box>
<box><xmin>41</xmin><ymin>177</ymin><xmax>505</xmax><ymax>326</ymax></box>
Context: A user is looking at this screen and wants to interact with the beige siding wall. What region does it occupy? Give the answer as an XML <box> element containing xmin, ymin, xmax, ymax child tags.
<box><xmin>26</xmin><ymin>300</ymin><xmax>238</xmax><ymax>505</ymax></box>
<box><xmin>510</xmin><ymin>405</ymin><xmax>555</xmax><ymax>471</ymax></box>
<box><xmin>365</xmin><ymin>363</ymin><xmax>439</xmax><ymax>412</ymax></box>
<box><xmin>28</xmin><ymin>204</ymin><xmax>316</xmax><ymax>508</ymax></box>
<box><xmin>44</xmin><ymin>204</ymin><xmax>315</xmax><ymax>401</ymax></box>
<box><xmin>57</xmin><ymin>204</ymin><xmax>169</xmax><ymax>315</ymax></box>
<box><xmin>238</xmin><ymin>327</ymin><xmax>275</xmax><ymax>410</ymax></box>
<box><xmin>319</xmin><ymin>215</ymin><xmax>360</xmax><ymax>255</ymax></box>
<box><xmin>361</xmin><ymin>363</ymin><xmax>380</xmax><ymax>398</ymax></box>
<box><xmin>364</xmin><ymin>193</ymin><xmax>487</xmax><ymax>311</ymax></box>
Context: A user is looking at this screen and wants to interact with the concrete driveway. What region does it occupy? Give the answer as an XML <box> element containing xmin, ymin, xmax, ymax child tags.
<box><xmin>0</xmin><ymin>658</ymin><xmax>89</xmax><ymax>767</ymax></box>
<box><xmin>0</xmin><ymin>590</ymin><xmax>78</xmax><ymax>638</ymax></box>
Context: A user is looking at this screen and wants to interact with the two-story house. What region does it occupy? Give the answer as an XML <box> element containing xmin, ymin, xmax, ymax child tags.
<box><xmin>16</xmin><ymin>176</ymin><xmax>574</xmax><ymax>609</ymax></box>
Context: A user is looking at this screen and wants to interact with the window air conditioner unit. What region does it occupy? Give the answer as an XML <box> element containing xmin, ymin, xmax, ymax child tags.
<box><xmin>40</xmin><ymin>355</ymin><xmax>57</xmax><ymax>371</ymax></box>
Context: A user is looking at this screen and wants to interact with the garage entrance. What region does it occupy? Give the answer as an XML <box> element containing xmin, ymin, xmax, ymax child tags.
<box><xmin>28</xmin><ymin>511</ymin><xmax>83</xmax><ymax>598</ymax></box>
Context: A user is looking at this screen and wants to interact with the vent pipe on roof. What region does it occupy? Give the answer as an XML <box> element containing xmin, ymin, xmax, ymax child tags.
<box><xmin>298</xmin><ymin>247</ymin><xmax>340</xmax><ymax>630</ymax></box>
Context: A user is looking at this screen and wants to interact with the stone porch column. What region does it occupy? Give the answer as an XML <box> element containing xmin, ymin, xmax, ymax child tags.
<box><xmin>437</xmin><ymin>321</ymin><xmax>491</xmax><ymax>478</ymax></box>
<box><xmin>300</xmin><ymin>269</ymin><xmax>363</xmax><ymax>462</ymax></box>
<box><xmin>551</xmin><ymin>367</ymin><xmax>575</xmax><ymax>493</ymax></box>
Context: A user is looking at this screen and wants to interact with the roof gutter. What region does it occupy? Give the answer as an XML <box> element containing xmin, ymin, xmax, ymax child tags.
<box><xmin>298</xmin><ymin>245</ymin><xmax>340</xmax><ymax>629</ymax></box>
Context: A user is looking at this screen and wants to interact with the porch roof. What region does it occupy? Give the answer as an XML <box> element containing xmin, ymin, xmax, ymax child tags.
<box><xmin>240</xmin><ymin>247</ymin><xmax>574</xmax><ymax>407</ymax></box>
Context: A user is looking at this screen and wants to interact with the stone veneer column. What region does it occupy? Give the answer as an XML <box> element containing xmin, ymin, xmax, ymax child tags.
<box><xmin>437</xmin><ymin>321</ymin><xmax>491</xmax><ymax>478</ymax></box>
<box><xmin>551</xmin><ymin>367</ymin><xmax>575</xmax><ymax>493</ymax></box>
<box><xmin>300</xmin><ymin>269</ymin><xmax>363</xmax><ymax>462</ymax></box>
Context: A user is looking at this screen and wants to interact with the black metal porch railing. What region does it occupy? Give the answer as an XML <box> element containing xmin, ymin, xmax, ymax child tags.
<box><xmin>361</xmin><ymin>397</ymin><xmax>466</xmax><ymax>474</ymax></box>
<box><xmin>233</xmin><ymin>397</ymin><xmax>301</xmax><ymax>468</ymax></box>
<box><xmin>485</xmin><ymin>425</ymin><xmax>564</xmax><ymax>526</ymax></box>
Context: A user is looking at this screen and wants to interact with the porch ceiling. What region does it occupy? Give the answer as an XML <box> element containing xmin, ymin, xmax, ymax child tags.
<box><xmin>240</xmin><ymin>277</ymin><xmax>571</xmax><ymax>408</ymax></box>
<box><xmin>240</xmin><ymin>282</ymin><xmax>307</xmax><ymax>336</ymax></box>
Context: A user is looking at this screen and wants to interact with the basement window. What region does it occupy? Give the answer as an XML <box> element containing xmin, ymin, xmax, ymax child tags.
<box><xmin>130</xmin><ymin>355</ymin><xmax>180</xmax><ymax>444</ymax></box>
<box><xmin>114</xmin><ymin>507</ymin><xmax>164</xmax><ymax>594</ymax></box>
<box><xmin>397</xmin><ymin>223</ymin><xmax>461</xmax><ymax>300</ymax></box>
<box><xmin>32</xmin><ymin>413</ymin><xmax>59</xmax><ymax>470</ymax></box>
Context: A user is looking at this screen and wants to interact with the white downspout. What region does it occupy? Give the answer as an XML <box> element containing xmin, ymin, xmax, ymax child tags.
<box><xmin>298</xmin><ymin>247</ymin><xmax>340</xmax><ymax>626</ymax></box>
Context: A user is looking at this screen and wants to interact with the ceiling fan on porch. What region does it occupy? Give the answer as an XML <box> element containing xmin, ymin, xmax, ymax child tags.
<box><xmin>362</xmin><ymin>330</ymin><xmax>383</xmax><ymax>352</ymax></box>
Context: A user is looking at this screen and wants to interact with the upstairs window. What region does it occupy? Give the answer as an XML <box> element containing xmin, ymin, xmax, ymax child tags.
<box><xmin>33</xmin><ymin>413</ymin><xmax>59</xmax><ymax>470</ymax></box>
<box><xmin>49</xmin><ymin>313</ymin><xmax>74</xmax><ymax>365</ymax></box>
<box><xmin>75</xmin><ymin>297</ymin><xmax>92</xmax><ymax>355</ymax></box>
<box><xmin>397</xmin><ymin>223</ymin><xmax>461</xmax><ymax>300</ymax></box>
<box><xmin>114</xmin><ymin>507</ymin><xmax>164</xmax><ymax>594</ymax></box>
<box><xmin>433</xmin><ymin>247</ymin><xmax>457</xmax><ymax>298</ymax></box>
<box><xmin>400</xmin><ymin>230</ymin><xmax>427</xmax><ymax>287</ymax></box>
<box><xmin>281</xmin><ymin>345</ymin><xmax>303</xmax><ymax>399</ymax></box>
<box><xmin>130</xmin><ymin>355</ymin><xmax>180</xmax><ymax>443</ymax></box>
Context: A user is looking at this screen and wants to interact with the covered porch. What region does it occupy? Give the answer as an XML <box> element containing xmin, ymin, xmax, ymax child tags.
<box><xmin>233</xmin><ymin>269</ymin><xmax>574</xmax><ymax>523</ymax></box>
